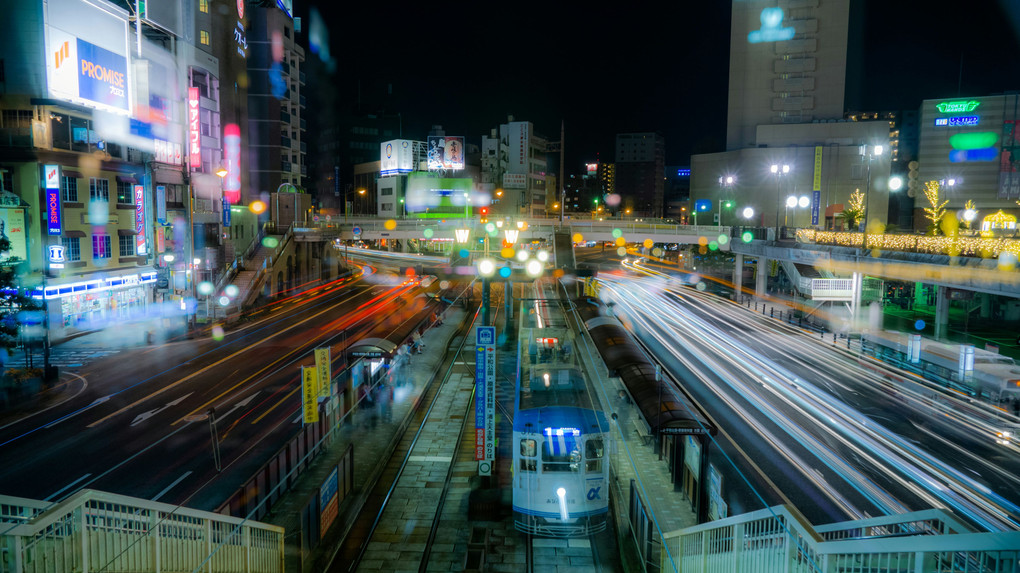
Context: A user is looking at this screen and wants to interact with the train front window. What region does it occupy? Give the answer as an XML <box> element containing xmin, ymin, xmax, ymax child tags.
<box><xmin>542</xmin><ymin>437</ymin><xmax>581</xmax><ymax>472</ymax></box>
<box><xmin>585</xmin><ymin>439</ymin><xmax>604</xmax><ymax>472</ymax></box>
<box><xmin>520</xmin><ymin>439</ymin><xmax>537</xmax><ymax>457</ymax></box>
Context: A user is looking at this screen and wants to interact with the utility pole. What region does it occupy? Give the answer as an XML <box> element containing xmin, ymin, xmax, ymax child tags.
<box><xmin>559</xmin><ymin>120</ymin><xmax>565</xmax><ymax>226</ymax></box>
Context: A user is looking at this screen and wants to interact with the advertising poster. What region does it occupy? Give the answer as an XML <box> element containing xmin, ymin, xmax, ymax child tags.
<box><xmin>223</xmin><ymin>124</ymin><xmax>241</xmax><ymax>203</ymax></box>
<box><xmin>380</xmin><ymin>139</ymin><xmax>413</xmax><ymax>175</ymax></box>
<box><xmin>427</xmin><ymin>136</ymin><xmax>465</xmax><ymax>171</ymax></box>
<box><xmin>0</xmin><ymin>209</ymin><xmax>27</xmax><ymax>263</ymax></box>
<box><xmin>999</xmin><ymin>120</ymin><xmax>1020</xmax><ymax>199</ymax></box>
<box><xmin>315</xmin><ymin>347</ymin><xmax>331</xmax><ymax>399</ymax></box>
<box><xmin>319</xmin><ymin>466</ymin><xmax>339</xmax><ymax>538</ymax></box>
<box><xmin>302</xmin><ymin>367</ymin><xmax>319</xmax><ymax>424</ymax></box>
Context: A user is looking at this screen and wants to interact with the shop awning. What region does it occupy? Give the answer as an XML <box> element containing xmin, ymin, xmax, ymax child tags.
<box><xmin>117</xmin><ymin>229</ymin><xmax>138</xmax><ymax>236</ymax></box>
<box><xmin>116</xmin><ymin>175</ymin><xmax>138</xmax><ymax>184</ymax></box>
<box><xmin>63</xmin><ymin>170</ymin><xmax>83</xmax><ymax>179</ymax></box>
<box><xmin>63</xmin><ymin>230</ymin><xmax>85</xmax><ymax>238</ymax></box>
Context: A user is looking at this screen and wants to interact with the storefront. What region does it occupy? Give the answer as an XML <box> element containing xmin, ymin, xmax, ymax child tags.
<box><xmin>42</xmin><ymin>271</ymin><xmax>157</xmax><ymax>333</ymax></box>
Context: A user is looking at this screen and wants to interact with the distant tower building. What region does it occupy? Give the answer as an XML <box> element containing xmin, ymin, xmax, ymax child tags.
<box><xmin>726</xmin><ymin>0</ymin><xmax>852</xmax><ymax>150</ymax></box>
<box><xmin>615</xmin><ymin>133</ymin><xmax>665</xmax><ymax>217</ymax></box>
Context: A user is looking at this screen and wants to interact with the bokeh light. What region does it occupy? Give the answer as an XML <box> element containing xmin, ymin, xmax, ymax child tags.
<box><xmin>88</xmin><ymin>201</ymin><xmax>109</xmax><ymax>225</ymax></box>
<box><xmin>741</xmin><ymin>231</ymin><xmax>754</xmax><ymax>243</ymax></box>
<box><xmin>998</xmin><ymin>252</ymin><xmax>1018</xmax><ymax>271</ymax></box>
<box><xmin>643</xmin><ymin>239</ymin><xmax>654</xmax><ymax>249</ymax></box>
<box><xmin>485</xmin><ymin>222</ymin><xmax>496</xmax><ymax>233</ymax></box>
<box><xmin>212</xmin><ymin>325</ymin><xmax>225</xmax><ymax>341</ymax></box>
<box><xmin>709</xmin><ymin>241</ymin><xmax>719</xmax><ymax>251</ymax></box>
<box><xmin>262</xmin><ymin>237</ymin><xmax>279</xmax><ymax>248</ymax></box>
<box><xmin>224</xmin><ymin>285</ymin><xmax>240</xmax><ymax>298</ymax></box>
<box><xmin>459</xmin><ymin>248</ymin><xmax>470</xmax><ymax>258</ymax></box>
<box><xmin>423</xmin><ymin>228</ymin><xmax>434</xmax><ymax>239</ymax></box>
<box><xmin>572</xmin><ymin>233</ymin><xmax>584</xmax><ymax>243</ymax></box>
<box><xmin>439</xmin><ymin>280</ymin><xmax>450</xmax><ymax>289</ymax></box>
<box><xmin>384</xmin><ymin>219</ymin><xmax>397</xmax><ymax>230</ymax></box>
<box><xmin>499</xmin><ymin>266</ymin><xmax>512</xmax><ymax>278</ymax></box>
<box><xmin>501</xmin><ymin>247</ymin><xmax>515</xmax><ymax>258</ymax></box>
<box><xmin>405</xmin><ymin>267</ymin><xmax>416</xmax><ymax>277</ymax></box>
<box><xmin>615</xmin><ymin>237</ymin><xmax>626</xmax><ymax>247</ymax></box>
<box><xmin>616</xmin><ymin>247</ymin><xmax>627</xmax><ymax>256</ymax></box>
<box><xmin>197</xmin><ymin>281</ymin><xmax>215</xmax><ymax>296</ymax></box>
<box><xmin>516</xmin><ymin>250</ymin><xmax>529</xmax><ymax>262</ymax></box>
<box><xmin>611</xmin><ymin>228</ymin><xmax>623</xmax><ymax>238</ymax></box>
<box><xmin>605</xmin><ymin>193</ymin><xmax>621</xmax><ymax>207</ymax></box>
<box><xmin>477</xmin><ymin>259</ymin><xmax>495</xmax><ymax>276</ymax></box>
<box><xmin>699</xmin><ymin>245</ymin><xmax>708</xmax><ymax>254</ymax></box>
<box><xmin>218</xmin><ymin>296</ymin><xmax>231</xmax><ymax>306</ymax></box>
<box><xmin>553</xmin><ymin>269</ymin><xmax>565</xmax><ymax>278</ymax></box>
<box><xmin>914</xmin><ymin>319</ymin><xmax>926</xmax><ymax>331</ymax></box>
<box><xmin>526</xmin><ymin>259</ymin><xmax>543</xmax><ymax>277</ymax></box>
<box><xmin>652</xmin><ymin>247</ymin><xmax>663</xmax><ymax>257</ymax></box>
<box><xmin>249</xmin><ymin>200</ymin><xmax>267</xmax><ymax>214</ymax></box>
<box><xmin>537</xmin><ymin>250</ymin><xmax>550</xmax><ymax>262</ymax></box>
<box><xmin>718</xmin><ymin>234</ymin><xmax>730</xmax><ymax>245</ymax></box>
<box><xmin>696</xmin><ymin>281</ymin><xmax>707</xmax><ymax>291</ymax></box>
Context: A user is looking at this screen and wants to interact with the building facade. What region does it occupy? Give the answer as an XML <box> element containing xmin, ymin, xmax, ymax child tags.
<box><xmin>481</xmin><ymin>118</ymin><xmax>548</xmax><ymax>218</ymax></box>
<box><xmin>615</xmin><ymin>133</ymin><xmax>665</xmax><ymax>217</ymax></box>
<box><xmin>726</xmin><ymin>0</ymin><xmax>852</xmax><ymax>150</ymax></box>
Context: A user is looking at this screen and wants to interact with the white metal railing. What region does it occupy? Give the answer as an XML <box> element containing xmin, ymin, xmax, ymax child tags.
<box><xmin>0</xmin><ymin>489</ymin><xmax>284</xmax><ymax>573</ymax></box>
<box><xmin>661</xmin><ymin>504</ymin><xmax>1020</xmax><ymax>573</ymax></box>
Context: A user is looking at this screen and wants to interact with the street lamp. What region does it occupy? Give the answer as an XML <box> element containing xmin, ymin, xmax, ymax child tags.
<box><xmin>718</xmin><ymin>175</ymin><xmax>736</xmax><ymax>227</ymax></box>
<box><xmin>860</xmin><ymin>144</ymin><xmax>884</xmax><ymax>251</ymax></box>
<box><xmin>770</xmin><ymin>163</ymin><xmax>790</xmax><ymax>241</ymax></box>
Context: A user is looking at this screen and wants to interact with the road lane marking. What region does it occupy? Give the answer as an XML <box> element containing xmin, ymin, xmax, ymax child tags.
<box><xmin>151</xmin><ymin>471</ymin><xmax>193</xmax><ymax>502</ymax></box>
<box><xmin>87</xmin><ymin>299</ymin><xmax>352</xmax><ymax>429</ymax></box>
<box><xmin>130</xmin><ymin>393</ymin><xmax>193</xmax><ymax>427</ymax></box>
<box><xmin>45</xmin><ymin>473</ymin><xmax>92</xmax><ymax>501</ymax></box>
<box><xmin>251</xmin><ymin>386</ymin><xmax>301</xmax><ymax>425</ymax></box>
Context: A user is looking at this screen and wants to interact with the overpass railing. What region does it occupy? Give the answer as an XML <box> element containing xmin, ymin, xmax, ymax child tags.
<box><xmin>660</xmin><ymin>504</ymin><xmax>1020</xmax><ymax>573</ymax></box>
<box><xmin>0</xmin><ymin>489</ymin><xmax>284</xmax><ymax>573</ymax></box>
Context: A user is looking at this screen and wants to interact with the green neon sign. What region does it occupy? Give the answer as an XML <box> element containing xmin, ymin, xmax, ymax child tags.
<box><xmin>935</xmin><ymin>100</ymin><xmax>980</xmax><ymax>113</ymax></box>
<box><xmin>949</xmin><ymin>131</ymin><xmax>999</xmax><ymax>150</ymax></box>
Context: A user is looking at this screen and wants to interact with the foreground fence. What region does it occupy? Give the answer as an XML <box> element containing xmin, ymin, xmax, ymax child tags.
<box><xmin>0</xmin><ymin>489</ymin><xmax>284</xmax><ymax>573</ymax></box>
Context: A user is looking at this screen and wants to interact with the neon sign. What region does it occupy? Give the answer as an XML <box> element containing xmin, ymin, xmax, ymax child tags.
<box><xmin>223</xmin><ymin>123</ymin><xmax>241</xmax><ymax>203</ymax></box>
<box><xmin>935</xmin><ymin>116</ymin><xmax>980</xmax><ymax>127</ymax></box>
<box><xmin>134</xmin><ymin>185</ymin><xmax>146</xmax><ymax>255</ymax></box>
<box><xmin>748</xmin><ymin>7</ymin><xmax>795</xmax><ymax>43</ymax></box>
<box><xmin>935</xmin><ymin>101</ymin><xmax>980</xmax><ymax>113</ymax></box>
<box><xmin>47</xmin><ymin>188</ymin><xmax>62</xmax><ymax>235</ymax></box>
<box><xmin>188</xmin><ymin>87</ymin><xmax>201</xmax><ymax>169</ymax></box>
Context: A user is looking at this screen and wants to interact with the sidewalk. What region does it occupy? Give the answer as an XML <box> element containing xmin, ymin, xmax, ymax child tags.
<box><xmin>260</xmin><ymin>306</ymin><xmax>469</xmax><ymax>573</ymax></box>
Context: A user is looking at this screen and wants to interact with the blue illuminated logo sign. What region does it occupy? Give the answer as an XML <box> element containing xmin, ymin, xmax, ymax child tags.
<box><xmin>76</xmin><ymin>38</ymin><xmax>128</xmax><ymax>111</ymax></box>
<box><xmin>694</xmin><ymin>199</ymin><xmax>712</xmax><ymax>212</ymax></box>
<box><xmin>748</xmin><ymin>7</ymin><xmax>795</xmax><ymax>43</ymax></box>
<box><xmin>935</xmin><ymin>116</ymin><xmax>980</xmax><ymax>127</ymax></box>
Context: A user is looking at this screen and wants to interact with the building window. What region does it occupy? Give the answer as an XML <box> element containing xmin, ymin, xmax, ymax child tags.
<box><xmin>89</xmin><ymin>178</ymin><xmax>109</xmax><ymax>202</ymax></box>
<box><xmin>50</xmin><ymin>112</ymin><xmax>71</xmax><ymax>150</ymax></box>
<box><xmin>61</xmin><ymin>237</ymin><xmax>81</xmax><ymax>262</ymax></box>
<box><xmin>92</xmin><ymin>234</ymin><xmax>112</xmax><ymax>259</ymax></box>
<box><xmin>61</xmin><ymin>176</ymin><xmax>78</xmax><ymax>202</ymax></box>
<box><xmin>284</xmin><ymin>27</ymin><xmax>290</xmax><ymax>38</ymax></box>
<box><xmin>119</xmin><ymin>235</ymin><xmax>134</xmax><ymax>257</ymax></box>
<box><xmin>1</xmin><ymin>110</ymin><xmax>32</xmax><ymax>128</ymax></box>
<box><xmin>199</xmin><ymin>0</ymin><xmax>209</xmax><ymax>12</ymax></box>
<box><xmin>116</xmin><ymin>180</ymin><xmax>132</xmax><ymax>204</ymax></box>
<box><xmin>200</xmin><ymin>30</ymin><xmax>210</xmax><ymax>45</ymax></box>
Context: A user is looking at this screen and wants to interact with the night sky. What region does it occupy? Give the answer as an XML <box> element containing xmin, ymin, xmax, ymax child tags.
<box><xmin>302</xmin><ymin>1</ymin><xmax>1020</xmax><ymax>171</ymax></box>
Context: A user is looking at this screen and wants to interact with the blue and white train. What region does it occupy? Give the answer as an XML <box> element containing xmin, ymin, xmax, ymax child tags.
<box><xmin>512</xmin><ymin>292</ymin><xmax>610</xmax><ymax>537</ymax></box>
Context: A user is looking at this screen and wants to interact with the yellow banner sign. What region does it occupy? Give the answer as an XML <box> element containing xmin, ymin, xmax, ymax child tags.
<box><xmin>302</xmin><ymin>367</ymin><xmax>319</xmax><ymax>424</ymax></box>
<box><xmin>315</xmin><ymin>347</ymin><xmax>331</xmax><ymax>399</ymax></box>
<box><xmin>813</xmin><ymin>146</ymin><xmax>823</xmax><ymax>191</ymax></box>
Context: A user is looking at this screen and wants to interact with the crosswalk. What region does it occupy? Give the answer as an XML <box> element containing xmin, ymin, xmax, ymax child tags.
<box><xmin>4</xmin><ymin>348</ymin><xmax>122</xmax><ymax>369</ymax></box>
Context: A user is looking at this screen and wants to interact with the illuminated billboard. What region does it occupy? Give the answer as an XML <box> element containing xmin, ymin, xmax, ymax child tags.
<box><xmin>405</xmin><ymin>173</ymin><xmax>474</xmax><ymax>217</ymax></box>
<box><xmin>45</xmin><ymin>0</ymin><xmax>131</xmax><ymax>115</ymax></box>
<box><xmin>0</xmin><ymin>209</ymin><xmax>28</xmax><ymax>264</ymax></box>
<box><xmin>223</xmin><ymin>124</ymin><xmax>241</xmax><ymax>203</ymax></box>
<box><xmin>380</xmin><ymin>140</ymin><xmax>414</xmax><ymax>176</ymax></box>
<box><xmin>134</xmin><ymin>185</ymin><xmax>147</xmax><ymax>255</ymax></box>
<box><xmin>188</xmin><ymin>88</ymin><xmax>201</xmax><ymax>169</ymax></box>
<box><xmin>505</xmin><ymin>122</ymin><xmax>529</xmax><ymax>174</ymax></box>
<box><xmin>427</xmin><ymin>136</ymin><xmax>465</xmax><ymax>171</ymax></box>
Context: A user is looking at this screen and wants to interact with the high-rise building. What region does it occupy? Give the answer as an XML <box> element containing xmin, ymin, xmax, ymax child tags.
<box><xmin>481</xmin><ymin>117</ymin><xmax>548</xmax><ymax>218</ymax></box>
<box><xmin>615</xmin><ymin>133</ymin><xmax>665</xmax><ymax>217</ymax></box>
<box><xmin>726</xmin><ymin>0</ymin><xmax>851</xmax><ymax>150</ymax></box>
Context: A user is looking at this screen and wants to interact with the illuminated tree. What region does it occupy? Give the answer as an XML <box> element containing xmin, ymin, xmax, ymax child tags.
<box><xmin>923</xmin><ymin>180</ymin><xmax>949</xmax><ymax>235</ymax></box>
<box><xmin>839</xmin><ymin>189</ymin><xmax>865</xmax><ymax>231</ymax></box>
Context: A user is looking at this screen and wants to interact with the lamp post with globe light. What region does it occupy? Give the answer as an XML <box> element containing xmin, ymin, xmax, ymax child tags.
<box><xmin>770</xmin><ymin>164</ymin><xmax>790</xmax><ymax>241</ymax></box>
<box><xmin>860</xmin><ymin>144</ymin><xmax>884</xmax><ymax>251</ymax></box>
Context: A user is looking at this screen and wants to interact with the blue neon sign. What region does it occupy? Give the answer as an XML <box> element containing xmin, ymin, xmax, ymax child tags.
<box><xmin>748</xmin><ymin>7</ymin><xmax>795</xmax><ymax>43</ymax></box>
<box><xmin>935</xmin><ymin>116</ymin><xmax>980</xmax><ymax>127</ymax></box>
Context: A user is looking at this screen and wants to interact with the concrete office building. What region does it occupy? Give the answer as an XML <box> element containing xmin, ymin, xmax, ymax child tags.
<box><xmin>615</xmin><ymin>133</ymin><xmax>665</xmax><ymax>217</ymax></box>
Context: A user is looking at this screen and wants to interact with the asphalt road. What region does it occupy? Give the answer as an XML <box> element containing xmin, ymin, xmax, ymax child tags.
<box><xmin>0</xmin><ymin>270</ymin><xmax>444</xmax><ymax>511</ymax></box>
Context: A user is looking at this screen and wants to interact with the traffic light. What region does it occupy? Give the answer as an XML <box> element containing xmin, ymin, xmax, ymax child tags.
<box><xmin>480</xmin><ymin>207</ymin><xmax>489</xmax><ymax>223</ymax></box>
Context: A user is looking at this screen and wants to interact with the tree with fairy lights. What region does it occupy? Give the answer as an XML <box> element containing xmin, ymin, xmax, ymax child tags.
<box><xmin>923</xmin><ymin>180</ymin><xmax>949</xmax><ymax>235</ymax></box>
<box><xmin>839</xmin><ymin>189</ymin><xmax>865</xmax><ymax>231</ymax></box>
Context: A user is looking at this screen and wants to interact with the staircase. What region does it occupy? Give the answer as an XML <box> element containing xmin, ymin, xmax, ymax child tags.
<box><xmin>661</xmin><ymin>504</ymin><xmax>1020</xmax><ymax>573</ymax></box>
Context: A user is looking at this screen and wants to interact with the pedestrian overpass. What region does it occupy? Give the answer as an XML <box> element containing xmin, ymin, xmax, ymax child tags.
<box><xmin>0</xmin><ymin>489</ymin><xmax>284</xmax><ymax>573</ymax></box>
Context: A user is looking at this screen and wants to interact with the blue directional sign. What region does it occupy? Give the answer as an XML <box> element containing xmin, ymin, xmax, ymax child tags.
<box><xmin>477</xmin><ymin>326</ymin><xmax>495</xmax><ymax>345</ymax></box>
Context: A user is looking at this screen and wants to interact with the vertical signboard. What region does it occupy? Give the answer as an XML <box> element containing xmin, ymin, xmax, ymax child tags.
<box><xmin>475</xmin><ymin>326</ymin><xmax>496</xmax><ymax>474</ymax></box>
<box><xmin>319</xmin><ymin>466</ymin><xmax>339</xmax><ymax>538</ymax></box>
<box><xmin>222</xmin><ymin>198</ymin><xmax>231</xmax><ymax>227</ymax></box>
<box><xmin>223</xmin><ymin>124</ymin><xmax>241</xmax><ymax>203</ymax></box>
<box><xmin>813</xmin><ymin>146</ymin><xmax>823</xmax><ymax>191</ymax></box>
<box><xmin>315</xmin><ymin>347</ymin><xmax>331</xmax><ymax>399</ymax></box>
<box><xmin>44</xmin><ymin>164</ymin><xmax>62</xmax><ymax>236</ymax></box>
<box><xmin>134</xmin><ymin>185</ymin><xmax>146</xmax><ymax>255</ymax></box>
<box><xmin>811</xmin><ymin>190</ymin><xmax>820</xmax><ymax>226</ymax></box>
<box><xmin>302</xmin><ymin>366</ymin><xmax>319</xmax><ymax>424</ymax></box>
<box><xmin>507</xmin><ymin>122</ymin><xmax>529</xmax><ymax>174</ymax></box>
<box><xmin>188</xmin><ymin>87</ymin><xmax>201</xmax><ymax>169</ymax></box>
<box><xmin>155</xmin><ymin>185</ymin><xmax>166</xmax><ymax>224</ymax></box>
